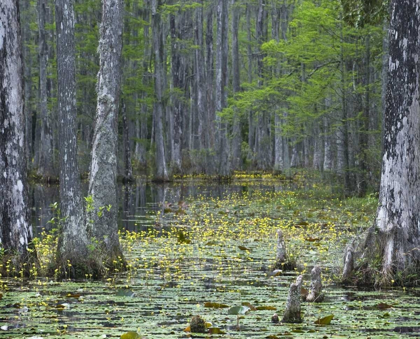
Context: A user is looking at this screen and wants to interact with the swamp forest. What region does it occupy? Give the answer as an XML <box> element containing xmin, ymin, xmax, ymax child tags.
<box><xmin>2</xmin><ymin>0</ymin><xmax>420</xmax><ymax>337</ymax></box>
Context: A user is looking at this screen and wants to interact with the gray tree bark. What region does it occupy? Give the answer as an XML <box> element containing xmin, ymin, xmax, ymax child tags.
<box><xmin>323</xmin><ymin>113</ymin><xmax>332</xmax><ymax>171</ymax></box>
<box><xmin>135</xmin><ymin>0</ymin><xmax>150</xmax><ymax>168</ymax></box>
<box><xmin>122</xmin><ymin>100</ymin><xmax>133</xmax><ymax>181</ymax></box>
<box><xmin>36</xmin><ymin>0</ymin><xmax>55</xmax><ymax>179</ymax></box>
<box><xmin>255</xmin><ymin>0</ymin><xmax>271</xmax><ymax>170</ymax></box>
<box><xmin>152</xmin><ymin>0</ymin><xmax>169</xmax><ymax>181</ymax></box>
<box><xmin>88</xmin><ymin>0</ymin><xmax>125</xmax><ymax>265</ymax></box>
<box><xmin>205</xmin><ymin>3</ymin><xmax>215</xmax><ymax>155</ymax></box>
<box><xmin>0</xmin><ymin>0</ymin><xmax>36</xmax><ymax>270</ymax></box>
<box><xmin>55</xmin><ymin>0</ymin><xmax>90</xmax><ymax>275</ymax></box>
<box><xmin>169</xmin><ymin>11</ymin><xmax>184</xmax><ymax>174</ymax></box>
<box><xmin>344</xmin><ymin>0</ymin><xmax>420</xmax><ymax>286</ymax></box>
<box><xmin>215</xmin><ymin>0</ymin><xmax>230</xmax><ymax>177</ymax></box>
<box><xmin>231</xmin><ymin>0</ymin><xmax>241</xmax><ymax>170</ymax></box>
<box><xmin>194</xmin><ymin>2</ymin><xmax>206</xmax><ymax>154</ymax></box>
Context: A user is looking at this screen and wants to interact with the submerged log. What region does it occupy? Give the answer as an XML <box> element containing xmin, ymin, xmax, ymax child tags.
<box><xmin>282</xmin><ymin>275</ymin><xmax>303</xmax><ymax>323</ymax></box>
<box><xmin>306</xmin><ymin>265</ymin><xmax>324</xmax><ymax>302</ymax></box>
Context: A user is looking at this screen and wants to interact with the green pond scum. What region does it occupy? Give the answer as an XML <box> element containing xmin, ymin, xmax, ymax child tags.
<box><xmin>2</xmin><ymin>178</ymin><xmax>420</xmax><ymax>338</ymax></box>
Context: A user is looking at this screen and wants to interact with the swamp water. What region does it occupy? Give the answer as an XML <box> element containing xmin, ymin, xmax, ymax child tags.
<box><xmin>2</xmin><ymin>178</ymin><xmax>420</xmax><ymax>338</ymax></box>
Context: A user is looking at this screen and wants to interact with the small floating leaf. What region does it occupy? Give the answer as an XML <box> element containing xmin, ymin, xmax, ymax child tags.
<box><xmin>184</xmin><ymin>325</ymin><xmax>191</xmax><ymax>332</ymax></box>
<box><xmin>255</xmin><ymin>305</ymin><xmax>276</xmax><ymax>311</ymax></box>
<box><xmin>209</xmin><ymin>327</ymin><xmax>226</xmax><ymax>334</ymax></box>
<box><xmin>120</xmin><ymin>331</ymin><xmax>141</xmax><ymax>339</ymax></box>
<box><xmin>238</xmin><ymin>245</ymin><xmax>251</xmax><ymax>251</ymax></box>
<box><xmin>66</xmin><ymin>293</ymin><xmax>81</xmax><ymax>299</ymax></box>
<box><xmin>205</xmin><ymin>322</ymin><xmax>212</xmax><ymax>329</ymax></box>
<box><xmin>204</xmin><ymin>302</ymin><xmax>229</xmax><ymax>309</ymax></box>
<box><xmin>228</xmin><ymin>306</ymin><xmax>250</xmax><ymax>315</ymax></box>
<box><xmin>315</xmin><ymin>314</ymin><xmax>334</xmax><ymax>325</ymax></box>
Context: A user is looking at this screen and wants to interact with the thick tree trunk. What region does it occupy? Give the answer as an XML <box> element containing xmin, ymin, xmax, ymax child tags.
<box><xmin>55</xmin><ymin>0</ymin><xmax>90</xmax><ymax>275</ymax></box>
<box><xmin>344</xmin><ymin>0</ymin><xmax>420</xmax><ymax>286</ymax></box>
<box><xmin>152</xmin><ymin>0</ymin><xmax>169</xmax><ymax>181</ymax></box>
<box><xmin>88</xmin><ymin>0</ymin><xmax>124</xmax><ymax>265</ymax></box>
<box><xmin>36</xmin><ymin>0</ymin><xmax>55</xmax><ymax>179</ymax></box>
<box><xmin>0</xmin><ymin>0</ymin><xmax>36</xmax><ymax>270</ymax></box>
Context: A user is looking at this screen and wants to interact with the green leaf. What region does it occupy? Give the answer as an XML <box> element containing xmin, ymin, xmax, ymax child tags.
<box><xmin>209</xmin><ymin>327</ymin><xmax>226</xmax><ymax>334</ymax></box>
<box><xmin>120</xmin><ymin>332</ymin><xmax>141</xmax><ymax>339</ymax></box>
<box><xmin>314</xmin><ymin>314</ymin><xmax>334</xmax><ymax>325</ymax></box>
<box><xmin>255</xmin><ymin>305</ymin><xmax>277</xmax><ymax>311</ymax></box>
<box><xmin>228</xmin><ymin>306</ymin><xmax>250</xmax><ymax>315</ymax></box>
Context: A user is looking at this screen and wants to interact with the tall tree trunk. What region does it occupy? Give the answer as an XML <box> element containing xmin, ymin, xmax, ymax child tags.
<box><xmin>195</xmin><ymin>2</ymin><xmax>206</xmax><ymax>153</ymax></box>
<box><xmin>135</xmin><ymin>0</ymin><xmax>150</xmax><ymax>168</ymax></box>
<box><xmin>20</xmin><ymin>0</ymin><xmax>34</xmax><ymax>170</ymax></box>
<box><xmin>169</xmin><ymin>12</ymin><xmax>183</xmax><ymax>173</ymax></box>
<box><xmin>357</xmin><ymin>34</ymin><xmax>370</xmax><ymax>196</ymax></box>
<box><xmin>37</xmin><ymin>0</ymin><xmax>55</xmax><ymax>179</ymax></box>
<box><xmin>246</xmin><ymin>4</ymin><xmax>255</xmax><ymax>164</ymax></box>
<box><xmin>88</xmin><ymin>0</ymin><xmax>124</xmax><ymax>265</ymax></box>
<box><xmin>344</xmin><ymin>0</ymin><xmax>420</xmax><ymax>286</ymax></box>
<box><xmin>215</xmin><ymin>0</ymin><xmax>230</xmax><ymax>177</ymax></box>
<box><xmin>152</xmin><ymin>0</ymin><xmax>169</xmax><ymax>181</ymax></box>
<box><xmin>55</xmin><ymin>0</ymin><xmax>90</xmax><ymax>275</ymax></box>
<box><xmin>231</xmin><ymin>0</ymin><xmax>241</xmax><ymax>170</ymax></box>
<box><xmin>0</xmin><ymin>0</ymin><xmax>36</xmax><ymax>270</ymax></box>
<box><xmin>255</xmin><ymin>0</ymin><xmax>271</xmax><ymax>170</ymax></box>
<box><xmin>205</xmin><ymin>4</ymin><xmax>215</xmax><ymax>153</ymax></box>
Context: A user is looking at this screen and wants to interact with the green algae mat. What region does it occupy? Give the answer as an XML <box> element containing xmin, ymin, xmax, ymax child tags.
<box><xmin>2</xmin><ymin>179</ymin><xmax>420</xmax><ymax>338</ymax></box>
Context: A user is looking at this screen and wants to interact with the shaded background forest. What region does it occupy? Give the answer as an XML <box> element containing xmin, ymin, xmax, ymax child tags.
<box><xmin>24</xmin><ymin>0</ymin><xmax>387</xmax><ymax>195</ymax></box>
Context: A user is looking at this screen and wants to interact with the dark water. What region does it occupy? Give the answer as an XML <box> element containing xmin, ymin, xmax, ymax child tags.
<box><xmin>30</xmin><ymin>179</ymin><xmax>288</xmax><ymax>235</ymax></box>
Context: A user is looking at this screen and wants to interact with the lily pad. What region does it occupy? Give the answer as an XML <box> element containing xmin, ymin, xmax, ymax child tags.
<box><xmin>120</xmin><ymin>331</ymin><xmax>141</xmax><ymax>339</ymax></box>
<box><xmin>228</xmin><ymin>305</ymin><xmax>250</xmax><ymax>315</ymax></box>
<box><xmin>315</xmin><ymin>314</ymin><xmax>334</xmax><ymax>325</ymax></box>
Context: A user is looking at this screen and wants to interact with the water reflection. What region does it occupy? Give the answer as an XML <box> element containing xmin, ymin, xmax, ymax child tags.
<box><xmin>30</xmin><ymin>179</ymin><xmax>284</xmax><ymax>235</ymax></box>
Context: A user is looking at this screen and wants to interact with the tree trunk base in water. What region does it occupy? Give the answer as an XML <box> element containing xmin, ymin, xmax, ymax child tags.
<box><xmin>282</xmin><ymin>275</ymin><xmax>303</xmax><ymax>323</ymax></box>
<box><xmin>342</xmin><ymin>226</ymin><xmax>420</xmax><ymax>287</ymax></box>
